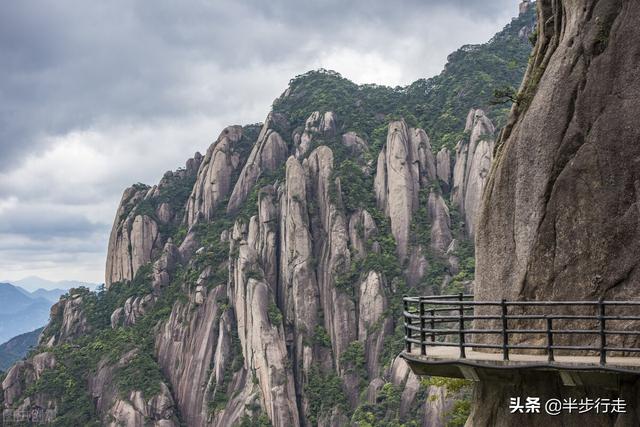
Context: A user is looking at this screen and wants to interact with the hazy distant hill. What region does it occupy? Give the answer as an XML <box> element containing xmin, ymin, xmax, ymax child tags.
<box><xmin>0</xmin><ymin>283</ymin><xmax>52</xmax><ymax>344</ymax></box>
<box><xmin>0</xmin><ymin>327</ymin><xmax>43</xmax><ymax>372</ymax></box>
<box><xmin>30</xmin><ymin>288</ymin><xmax>68</xmax><ymax>303</ymax></box>
<box><xmin>6</xmin><ymin>276</ymin><xmax>98</xmax><ymax>292</ymax></box>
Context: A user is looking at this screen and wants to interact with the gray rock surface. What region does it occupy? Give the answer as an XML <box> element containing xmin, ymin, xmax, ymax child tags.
<box><xmin>185</xmin><ymin>126</ymin><xmax>244</xmax><ymax>227</ymax></box>
<box><xmin>451</xmin><ymin>109</ymin><xmax>495</xmax><ymax>238</ymax></box>
<box><xmin>374</xmin><ymin>120</ymin><xmax>432</xmax><ymax>261</ymax></box>
<box><xmin>358</xmin><ymin>271</ymin><xmax>390</xmax><ymax>378</ymax></box>
<box><xmin>428</xmin><ymin>192</ymin><xmax>452</xmax><ymax>253</ymax></box>
<box><xmin>89</xmin><ymin>350</ymin><xmax>178</xmax><ymax>426</ymax></box>
<box><xmin>295</xmin><ymin>111</ymin><xmax>337</xmax><ymax>158</ymax></box>
<box><xmin>436</xmin><ymin>147</ymin><xmax>452</xmax><ymax>192</ymax></box>
<box><xmin>470</xmin><ymin>1</ymin><xmax>640</xmax><ymax>425</ymax></box>
<box><xmin>39</xmin><ymin>292</ymin><xmax>89</xmax><ymax>346</ymax></box>
<box><xmin>231</xmin><ymin>211</ymin><xmax>300</xmax><ymax>426</ymax></box>
<box><xmin>227</xmin><ymin>113</ymin><xmax>289</xmax><ymax>213</ymax></box>
<box><xmin>341</xmin><ymin>131</ymin><xmax>368</xmax><ymax>156</ymax></box>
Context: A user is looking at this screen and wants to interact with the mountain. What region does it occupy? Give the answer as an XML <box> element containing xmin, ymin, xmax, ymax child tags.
<box><xmin>0</xmin><ymin>283</ymin><xmax>43</xmax><ymax>315</ymax></box>
<box><xmin>30</xmin><ymin>288</ymin><xmax>69</xmax><ymax>303</ymax></box>
<box><xmin>0</xmin><ymin>328</ymin><xmax>43</xmax><ymax>372</ymax></box>
<box><xmin>0</xmin><ymin>283</ymin><xmax>52</xmax><ymax>345</ymax></box>
<box><xmin>6</xmin><ymin>276</ymin><xmax>98</xmax><ymax>292</ymax></box>
<box><xmin>0</xmin><ymin>5</ymin><xmax>536</xmax><ymax>427</ymax></box>
<box><xmin>5</xmin><ymin>283</ymin><xmax>70</xmax><ymax>303</ymax></box>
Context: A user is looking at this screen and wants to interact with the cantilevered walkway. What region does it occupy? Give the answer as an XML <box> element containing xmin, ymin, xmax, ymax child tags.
<box><xmin>400</xmin><ymin>294</ymin><xmax>640</xmax><ymax>387</ymax></box>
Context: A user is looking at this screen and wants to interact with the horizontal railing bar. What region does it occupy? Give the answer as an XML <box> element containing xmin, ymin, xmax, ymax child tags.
<box><xmin>406</xmin><ymin>338</ymin><xmax>640</xmax><ymax>354</ymax></box>
<box><xmin>603</xmin><ymin>347</ymin><xmax>640</xmax><ymax>353</ymax></box>
<box><xmin>411</xmin><ymin>314</ymin><xmax>640</xmax><ymax>321</ymax></box>
<box><xmin>409</xmin><ymin>311</ymin><xmax>640</xmax><ymax>322</ymax></box>
<box><xmin>407</xmin><ymin>341</ymin><xmax>610</xmax><ymax>352</ymax></box>
<box><xmin>421</xmin><ymin>331</ymin><xmax>502</xmax><ymax>336</ymax></box>
<box><xmin>404</xmin><ymin>298</ymin><xmax>640</xmax><ymax>306</ymax></box>
<box><xmin>419</xmin><ymin>294</ymin><xmax>474</xmax><ymax>300</ymax></box>
<box><xmin>416</xmin><ymin>328</ymin><xmax>640</xmax><ymax>335</ymax></box>
<box><xmin>420</xmin><ymin>307</ymin><xmax>475</xmax><ymax>312</ymax></box>
<box><xmin>403</xmin><ymin>295</ymin><xmax>474</xmax><ymax>302</ymax></box>
<box><xmin>406</xmin><ymin>341</ymin><xmax>593</xmax><ymax>351</ymax></box>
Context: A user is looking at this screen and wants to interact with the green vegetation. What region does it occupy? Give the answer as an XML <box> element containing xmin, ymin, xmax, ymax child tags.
<box><xmin>267</xmin><ymin>302</ymin><xmax>283</xmax><ymax>325</ymax></box>
<box><xmin>273</xmin><ymin>7</ymin><xmax>534</xmax><ymax>150</ymax></box>
<box><xmin>332</xmin><ymin>159</ymin><xmax>375</xmax><ymax>214</ymax></box>
<box><xmin>305</xmin><ymin>367</ymin><xmax>347</xmax><ymax>425</ymax></box>
<box><xmin>208</xmin><ymin>311</ymin><xmax>243</xmax><ymax>415</ymax></box>
<box><xmin>421</xmin><ymin>377</ymin><xmax>473</xmax><ymax>427</ymax></box>
<box><xmin>340</xmin><ymin>341</ymin><xmax>366</xmax><ymax>382</ymax></box>
<box><xmin>351</xmin><ymin>382</ymin><xmax>418</xmax><ymax>427</ymax></box>
<box><xmin>239</xmin><ymin>411</ymin><xmax>272</xmax><ymax>427</ymax></box>
<box><xmin>410</xmin><ymin>188</ymin><xmax>434</xmax><ymax>249</ymax></box>
<box><xmin>115</xmin><ymin>351</ymin><xmax>164</xmax><ymax>398</ymax></box>
<box><xmin>443</xmin><ymin>238</ymin><xmax>475</xmax><ymax>295</ymax></box>
<box><xmin>0</xmin><ymin>327</ymin><xmax>43</xmax><ymax>372</ymax></box>
<box><xmin>20</xmin><ymin>264</ymin><xmax>200</xmax><ymax>424</ymax></box>
<box><xmin>313</xmin><ymin>325</ymin><xmax>332</xmax><ymax>348</ymax></box>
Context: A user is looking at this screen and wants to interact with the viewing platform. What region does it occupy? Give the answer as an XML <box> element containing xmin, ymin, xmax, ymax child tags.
<box><xmin>400</xmin><ymin>294</ymin><xmax>640</xmax><ymax>388</ymax></box>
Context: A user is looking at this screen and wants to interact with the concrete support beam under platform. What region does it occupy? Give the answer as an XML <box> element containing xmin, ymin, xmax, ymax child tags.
<box><xmin>401</xmin><ymin>347</ymin><xmax>640</xmax><ymax>389</ymax></box>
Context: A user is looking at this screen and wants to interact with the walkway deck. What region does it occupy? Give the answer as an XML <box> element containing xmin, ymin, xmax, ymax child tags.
<box><xmin>402</xmin><ymin>347</ymin><xmax>640</xmax><ymax>388</ymax></box>
<box><xmin>404</xmin><ymin>346</ymin><xmax>640</xmax><ymax>370</ymax></box>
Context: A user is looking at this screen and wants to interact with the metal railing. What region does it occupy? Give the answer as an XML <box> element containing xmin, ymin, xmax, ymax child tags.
<box><xmin>403</xmin><ymin>294</ymin><xmax>640</xmax><ymax>366</ymax></box>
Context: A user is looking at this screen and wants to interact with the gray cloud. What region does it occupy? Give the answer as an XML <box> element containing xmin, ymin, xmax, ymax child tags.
<box><xmin>0</xmin><ymin>0</ymin><xmax>517</xmax><ymax>169</ymax></box>
<box><xmin>0</xmin><ymin>0</ymin><xmax>520</xmax><ymax>282</ymax></box>
<box><xmin>0</xmin><ymin>209</ymin><xmax>108</xmax><ymax>240</ymax></box>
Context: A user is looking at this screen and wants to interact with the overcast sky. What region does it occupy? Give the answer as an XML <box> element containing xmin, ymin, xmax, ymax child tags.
<box><xmin>0</xmin><ymin>0</ymin><xmax>522</xmax><ymax>285</ymax></box>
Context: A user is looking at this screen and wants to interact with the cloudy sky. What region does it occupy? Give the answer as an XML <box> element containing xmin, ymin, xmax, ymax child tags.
<box><xmin>0</xmin><ymin>0</ymin><xmax>521</xmax><ymax>286</ymax></box>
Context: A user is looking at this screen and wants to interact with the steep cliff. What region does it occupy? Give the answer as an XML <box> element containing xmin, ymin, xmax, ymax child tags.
<box><xmin>0</xmin><ymin>6</ymin><xmax>537</xmax><ymax>425</ymax></box>
<box><xmin>451</xmin><ymin>109</ymin><xmax>495</xmax><ymax>239</ymax></box>
<box><xmin>106</xmin><ymin>154</ymin><xmax>203</xmax><ymax>287</ymax></box>
<box><xmin>470</xmin><ymin>0</ymin><xmax>640</xmax><ymax>425</ymax></box>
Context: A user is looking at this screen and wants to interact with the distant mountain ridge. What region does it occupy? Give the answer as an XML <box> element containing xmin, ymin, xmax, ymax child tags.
<box><xmin>0</xmin><ymin>327</ymin><xmax>43</xmax><ymax>372</ymax></box>
<box><xmin>0</xmin><ymin>283</ymin><xmax>52</xmax><ymax>345</ymax></box>
<box><xmin>30</xmin><ymin>288</ymin><xmax>69</xmax><ymax>303</ymax></box>
<box><xmin>2</xmin><ymin>276</ymin><xmax>98</xmax><ymax>292</ymax></box>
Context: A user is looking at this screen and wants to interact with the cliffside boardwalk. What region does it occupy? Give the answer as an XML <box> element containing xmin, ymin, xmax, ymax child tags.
<box><xmin>402</xmin><ymin>295</ymin><xmax>640</xmax><ymax>387</ymax></box>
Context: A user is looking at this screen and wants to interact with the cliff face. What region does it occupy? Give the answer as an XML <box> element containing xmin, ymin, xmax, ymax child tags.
<box><xmin>0</xmin><ymin>107</ymin><xmax>499</xmax><ymax>427</ymax></box>
<box><xmin>374</xmin><ymin>121</ymin><xmax>436</xmax><ymax>262</ymax></box>
<box><xmin>1</xmin><ymin>107</ymin><xmax>495</xmax><ymax>426</ymax></box>
<box><xmin>470</xmin><ymin>0</ymin><xmax>640</xmax><ymax>425</ymax></box>
<box><xmin>94</xmin><ymin>109</ymin><xmax>493</xmax><ymax>426</ymax></box>
<box><xmin>451</xmin><ymin>109</ymin><xmax>495</xmax><ymax>239</ymax></box>
<box><xmin>106</xmin><ymin>155</ymin><xmax>202</xmax><ymax>287</ymax></box>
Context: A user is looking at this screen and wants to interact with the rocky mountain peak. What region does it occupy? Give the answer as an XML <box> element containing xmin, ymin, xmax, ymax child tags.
<box><xmin>2</xmin><ymin>7</ymin><xmax>539</xmax><ymax>425</ymax></box>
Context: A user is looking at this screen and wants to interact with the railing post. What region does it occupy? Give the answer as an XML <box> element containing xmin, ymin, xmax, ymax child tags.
<box><xmin>420</xmin><ymin>299</ymin><xmax>426</xmax><ymax>355</ymax></box>
<box><xmin>501</xmin><ymin>299</ymin><xmax>509</xmax><ymax>361</ymax></box>
<box><xmin>599</xmin><ymin>297</ymin><xmax>606</xmax><ymax>366</ymax></box>
<box><xmin>458</xmin><ymin>292</ymin><xmax>466</xmax><ymax>358</ymax></box>
<box><xmin>430</xmin><ymin>309</ymin><xmax>435</xmax><ymax>342</ymax></box>
<box><xmin>546</xmin><ymin>316</ymin><xmax>554</xmax><ymax>362</ymax></box>
<box><xmin>404</xmin><ymin>296</ymin><xmax>411</xmax><ymax>353</ymax></box>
